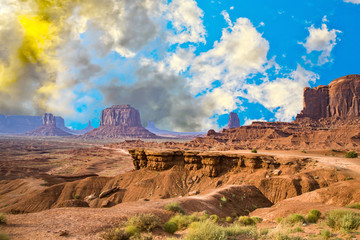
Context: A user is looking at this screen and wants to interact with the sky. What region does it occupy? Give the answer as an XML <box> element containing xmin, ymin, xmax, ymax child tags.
<box><xmin>0</xmin><ymin>0</ymin><xmax>359</xmax><ymax>131</ymax></box>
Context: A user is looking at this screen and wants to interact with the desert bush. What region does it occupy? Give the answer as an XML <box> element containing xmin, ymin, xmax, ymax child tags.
<box><xmin>127</xmin><ymin>214</ymin><xmax>161</xmax><ymax>232</ymax></box>
<box><xmin>325</xmin><ymin>209</ymin><xmax>360</xmax><ymax>231</ymax></box>
<box><xmin>308</xmin><ymin>209</ymin><xmax>321</xmax><ymax>218</ymax></box>
<box><xmin>101</xmin><ymin>228</ymin><xmax>129</xmax><ymax>240</ymax></box>
<box><xmin>238</xmin><ymin>216</ymin><xmax>256</xmax><ymax>226</ymax></box>
<box><xmin>251</xmin><ymin>216</ymin><xmax>263</xmax><ymax>223</ymax></box>
<box><xmin>347</xmin><ymin>203</ymin><xmax>360</xmax><ymax>210</ymax></box>
<box><xmin>225</xmin><ymin>224</ymin><xmax>258</xmax><ymax>238</ymax></box>
<box><xmin>209</xmin><ymin>214</ymin><xmax>219</xmax><ymax>223</ymax></box>
<box><xmin>288</xmin><ymin>227</ymin><xmax>304</xmax><ymax>233</ymax></box>
<box><xmin>345</xmin><ymin>151</ymin><xmax>358</xmax><ymax>158</ymax></box>
<box><xmin>268</xmin><ymin>232</ymin><xmax>303</xmax><ymax>240</ymax></box>
<box><xmin>251</xmin><ymin>149</ymin><xmax>257</xmax><ymax>153</ymax></box>
<box><xmin>184</xmin><ymin>220</ymin><xmax>227</xmax><ymax>240</ymax></box>
<box><xmin>131</xmin><ymin>233</ymin><xmax>153</xmax><ymax>240</ymax></box>
<box><xmin>0</xmin><ymin>213</ymin><xmax>6</xmax><ymax>224</ymax></box>
<box><xmin>276</xmin><ymin>217</ymin><xmax>283</xmax><ymax>224</ymax></box>
<box><xmin>164</xmin><ymin>202</ymin><xmax>185</xmax><ymax>214</ymax></box>
<box><xmin>163</xmin><ymin>221</ymin><xmax>178</xmax><ymax>234</ymax></box>
<box><xmin>225</xmin><ymin>216</ymin><xmax>233</xmax><ymax>223</ymax></box>
<box><xmin>282</xmin><ymin>214</ymin><xmax>305</xmax><ymax>226</ymax></box>
<box><xmin>0</xmin><ymin>233</ymin><xmax>10</xmax><ymax>240</ymax></box>
<box><xmin>306</xmin><ymin>213</ymin><xmax>319</xmax><ymax>223</ymax></box>
<box><xmin>73</xmin><ymin>194</ymin><xmax>80</xmax><ymax>200</ymax></box>
<box><xmin>168</xmin><ymin>213</ymin><xmax>200</xmax><ymax>230</ymax></box>
<box><xmin>320</xmin><ymin>229</ymin><xmax>332</xmax><ymax>240</ymax></box>
<box><xmin>220</xmin><ymin>196</ymin><xmax>227</xmax><ymax>203</ymax></box>
<box><xmin>124</xmin><ymin>225</ymin><xmax>140</xmax><ymax>236</ymax></box>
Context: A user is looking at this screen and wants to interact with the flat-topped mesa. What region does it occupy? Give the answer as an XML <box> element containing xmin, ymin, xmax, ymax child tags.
<box><xmin>100</xmin><ymin>104</ymin><xmax>142</xmax><ymax>127</ymax></box>
<box><xmin>297</xmin><ymin>74</ymin><xmax>360</xmax><ymax>120</ymax></box>
<box><xmin>128</xmin><ymin>149</ymin><xmax>309</xmax><ymax>177</ymax></box>
<box><xmin>42</xmin><ymin>113</ymin><xmax>56</xmax><ymax>126</ymax></box>
<box><xmin>84</xmin><ymin>105</ymin><xmax>159</xmax><ymax>139</ymax></box>
<box><xmin>225</xmin><ymin>112</ymin><xmax>240</xmax><ymax>129</ymax></box>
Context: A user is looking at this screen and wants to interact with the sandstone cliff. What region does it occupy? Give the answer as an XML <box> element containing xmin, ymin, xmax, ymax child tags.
<box><xmin>297</xmin><ymin>74</ymin><xmax>360</xmax><ymax>120</ymax></box>
<box><xmin>84</xmin><ymin>105</ymin><xmax>158</xmax><ymax>139</ymax></box>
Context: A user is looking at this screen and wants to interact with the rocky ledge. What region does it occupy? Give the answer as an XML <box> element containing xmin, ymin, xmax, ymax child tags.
<box><xmin>129</xmin><ymin>149</ymin><xmax>307</xmax><ymax>177</ymax></box>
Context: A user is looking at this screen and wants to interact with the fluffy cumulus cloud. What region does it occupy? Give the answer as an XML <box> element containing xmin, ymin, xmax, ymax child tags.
<box><xmin>301</xmin><ymin>23</ymin><xmax>341</xmax><ymax>65</ymax></box>
<box><xmin>244</xmin><ymin>65</ymin><xmax>318</xmax><ymax>121</ymax></box>
<box><xmin>166</xmin><ymin>0</ymin><xmax>206</xmax><ymax>44</ymax></box>
<box><xmin>344</xmin><ymin>0</ymin><xmax>360</xmax><ymax>4</ymax></box>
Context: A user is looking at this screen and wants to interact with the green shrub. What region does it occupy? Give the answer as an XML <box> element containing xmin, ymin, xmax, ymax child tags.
<box><xmin>73</xmin><ymin>194</ymin><xmax>80</xmax><ymax>200</ymax></box>
<box><xmin>0</xmin><ymin>233</ymin><xmax>10</xmax><ymax>240</ymax></box>
<box><xmin>124</xmin><ymin>225</ymin><xmax>140</xmax><ymax>236</ymax></box>
<box><xmin>0</xmin><ymin>213</ymin><xmax>6</xmax><ymax>224</ymax></box>
<box><xmin>325</xmin><ymin>209</ymin><xmax>360</xmax><ymax>231</ymax></box>
<box><xmin>347</xmin><ymin>203</ymin><xmax>360</xmax><ymax>210</ymax></box>
<box><xmin>210</xmin><ymin>214</ymin><xmax>219</xmax><ymax>223</ymax></box>
<box><xmin>127</xmin><ymin>214</ymin><xmax>161</xmax><ymax>232</ymax></box>
<box><xmin>276</xmin><ymin>217</ymin><xmax>283</xmax><ymax>224</ymax></box>
<box><xmin>225</xmin><ymin>225</ymin><xmax>258</xmax><ymax>237</ymax></box>
<box><xmin>220</xmin><ymin>196</ymin><xmax>227</xmax><ymax>203</ymax></box>
<box><xmin>101</xmin><ymin>228</ymin><xmax>129</xmax><ymax>240</ymax></box>
<box><xmin>251</xmin><ymin>149</ymin><xmax>257</xmax><ymax>153</ymax></box>
<box><xmin>308</xmin><ymin>209</ymin><xmax>321</xmax><ymax>218</ymax></box>
<box><xmin>238</xmin><ymin>216</ymin><xmax>256</xmax><ymax>226</ymax></box>
<box><xmin>184</xmin><ymin>220</ymin><xmax>227</xmax><ymax>240</ymax></box>
<box><xmin>301</xmin><ymin>150</ymin><xmax>307</xmax><ymax>153</ymax></box>
<box><xmin>320</xmin><ymin>229</ymin><xmax>332</xmax><ymax>240</ymax></box>
<box><xmin>345</xmin><ymin>151</ymin><xmax>358</xmax><ymax>158</ymax></box>
<box><xmin>306</xmin><ymin>213</ymin><xmax>319</xmax><ymax>223</ymax></box>
<box><xmin>288</xmin><ymin>227</ymin><xmax>304</xmax><ymax>233</ymax></box>
<box><xmin>169</xmin><ymin>213</ymin><xmax>200</xmax><ymax>230</ymax></box>
<box><xmin>164</xmin><ymin>202</ymin><xmax>185</xmax><ymax>214</ymax></box>
<box><xmin>251</xmin><ymin>216</ymin><xmax>263</xmax><ymax>223</ymax></box>
<box><xmin>282</xmin><ymin>214</ymin><xmax>305</xmax><ymax>226</ymax></box>
<box><xmin>163</xmin><ymin>221</ymin><xmax>178</xmax><ymax>234</ymax></box>
<box><xmin>225</xmin><ymin>216</ymin><xmax>233</xmax><ymax>223</ymax></box>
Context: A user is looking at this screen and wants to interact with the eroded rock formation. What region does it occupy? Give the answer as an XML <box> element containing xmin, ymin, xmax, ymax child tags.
<box><xmin>225</xmin><ymin>112</ymin><xmax>240</xmax><ymax>129</ymax></box>
<box><xmin>25</xmin><ymin>113</ymin><xmax>72</xmax><ymax>137</ymax></box>
<box><xmin>297</xmin><ymin>75</ymin><xmax>360</xmax><ymax>120</ymax></box>
<box><xmin>84</xmin><ymin>105</ymin><xmax>158</xmax><ymax>138</ymax></box>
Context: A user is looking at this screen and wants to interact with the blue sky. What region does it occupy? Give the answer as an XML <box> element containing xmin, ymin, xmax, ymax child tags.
<box><xmin>0</xmin><ymin>0</ymin><xmax>359</xmax><ymax>131</ymax></box>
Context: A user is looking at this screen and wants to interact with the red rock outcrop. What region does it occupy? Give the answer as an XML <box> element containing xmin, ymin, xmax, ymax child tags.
<box><xmin>297</xmin><ymin>74</ymin><xmax>360</xmax><ymax>120</ymax></box>
<box><xmin>84</xmin><ymin>105</ymin><xmax>158</xmax><ymax>139</ymax></box>
<box><xmin>225</xmin><ymin>112</ymin><xmax>240</xmax><ymax>129</ymax></box>
<box><xmin>25</xmin><ymin>113</ymin><xmax>72</xmax><ymax>137</ymax></box>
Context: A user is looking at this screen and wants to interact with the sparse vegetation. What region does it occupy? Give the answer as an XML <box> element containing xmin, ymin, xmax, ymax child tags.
<box><xmin>325</xmin><ymin>209</ymin><xmax>360</xmax><ymax>232</ymax></box>
<box><xmin>164</xmin><ymin>202</ymin><xmax>185</xmax><ymax>214</ymax></box>
<box><xmin>238</xmin><ymin>216</ymin><xmax>256</xmax><ymax>226</ymax></box>
<box><xmin>251</xmin><ymin>149</ymin><xmax>257</xmax><ymax>153</ymax></box>
<box><xmin>0</xmin><ymin>213</ymin><xmax>6</xmax><ymax>224</ymax></box>
<box><xmin>220</xmin><ymin>196</ymin><xmax>227</xmax><ymax>203</ymax></box>
<box><xmin>320</xmin><ymin>229</ymin><xmax>332</xmax><ymax>240</ymax></box>
<box><xmin>124</xmin><ymin>225</ymin><xmax>140</xmax><ymax>236</ymax></box>
<box><xmin>0</xmin><ymin>233</ymin><xmax>10</xmax><ymax>240</ymax></box>
<box><xmin>288</xmin><ymin>227</ymin><xmax>304</xmax><ymax>233</ymax></box>
<box><xmin>101</xmin><ymin>228</ymin><xmax>129</xmax><ymax>240</ymax></box>
<box><xmin>276</xmin><ymin>217</ymin><xmax>283</xmax><ymax>224</ymax></box>
<box><xmin>281</xmin><ymin>214</ymin><xmax>305</xmax><ymax>226</ymax></box>
<box><xmin>168</xmin><ymin>213</ymin><xmax>201</xmax><ymax>230</ymax></box>
<box><xmin>163</xmin><ymin>221</ymin><xmax>178</xmax><ymax>234</ymax></box>
<box><xmin>127</xmin><ymin>214</ymin><xmax>161</xmax><ymax>232</ymax></box>
<box><xmin>251</xmin><ymin>216</ymin><xmax>263</xmax><ymax>223</ymax></box>
<box><xmin>306</xmin><ymin>210</ymin><xmax>321</xmax><ymax>224</ymax></box>
<box><xmin>345</xmin><ymin>151</ymin><xmax>358</xmax><ymax>158</ymax></box>
<box><xmin>347</xmin><ymin>203</ymin><xmax>360</xmax><ymax>210</ymax></box>
<box><xmin>185</xmin><ymin>220</ymin><xmax>227</xmax><ymax>240</ymax></box>
<box><xmin>210</xmin><ymin>214</ymin><xmax>219</xmax><ymax>223</ymax></box>
<box><xmin>301</xmin><ymin>150</ymin><xmax>307</xmax><ymax>153</ymax></box>
<box><xmin>225</xmin><ymin>216</ymin><xmax>233</xmax><ymax>223</ymax></box>
<box><xmin>73</xmin><ymin>194</ymin><xmax>80</xmax><ymax>200</ymax></box>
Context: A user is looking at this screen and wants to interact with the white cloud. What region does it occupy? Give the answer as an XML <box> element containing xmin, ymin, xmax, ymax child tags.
<box><xmin>190</xmin><ymin>17</ymin><xmax>270</xmax><ymax>93</ymax></box>
<box><xmin>244</xmin><ymin>65</ymin><xmax>318</xmax><ymax>121</ymax></box>
<box><xmin>301</xmin><ymin>23</ymin><xmax>341</xmax><ymax>65</ymax></box>
<box><xmin>344</xmin><ymin>0</ymin><xmax>360</xmax><ymax>4</ymax></box>
<box><xmin>243</xmin><ymin>118</ymin><xmax>266</xmax><ymax>126</ymax></box>
<box><xmin>167</xmin><ymin>0</ymin><xmax>206</xmax><ymax>44</ymax></box>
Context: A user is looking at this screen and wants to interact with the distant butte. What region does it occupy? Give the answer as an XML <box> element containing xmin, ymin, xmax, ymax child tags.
<box><xmin>225</xmin><ymin>112</ymin><xmax>240</xmax><ymax>129</ymax></box>
<box><xmin>84</xmin><ymin>105</ymin><xmax>159</xmax><ymax>139</ymax></box>
<box><xmin>25</xmin><ymin>113</ymin><xmax>73</xmax><ymax>137</ymax></box>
